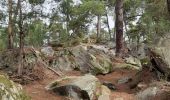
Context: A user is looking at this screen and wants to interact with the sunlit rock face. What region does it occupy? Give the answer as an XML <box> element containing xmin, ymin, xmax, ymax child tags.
<box><xmin>49</xmin><ymin>44</ymin><xmax>113</xmax><ymax>75</ymax></box>
<box><xmin>0</xmin><ymin>75</ymin><xmax>30</xmax><ymax>100</ymax></box>
<box><xmin>46</xmin><ymin>74</ymin><xmax>111</xmax><ymax>100</ymax></box>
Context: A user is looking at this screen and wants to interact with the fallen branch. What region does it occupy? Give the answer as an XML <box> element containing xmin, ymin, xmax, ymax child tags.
<box><xmin>30</xmin><ymin>47</ymin><xmax>65</xmax><ymax>77</ymax></box>
<box><xmin>47</xmin><ymin>67</ymin><xmax>63</xmax><ymax>77</ymax></box>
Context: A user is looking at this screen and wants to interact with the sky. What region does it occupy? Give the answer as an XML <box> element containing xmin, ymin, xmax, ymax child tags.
<box><xmin>0</xmin><ymin>0</ymin><xmax>115</xmax><ymax>30</ymax></box>
<box><xmin>42</xmin><ymin>0</ymin><xmax>115</xmax><ymax>30</ymax></box>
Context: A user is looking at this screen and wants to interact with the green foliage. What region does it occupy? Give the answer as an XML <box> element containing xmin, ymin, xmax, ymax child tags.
<box><xmin>1</xmin><ymin>0</ymin><xmax>170</xmax><ymax>48</ymax></box>
<box><xmin>0</xmin><ymin>27</ymin><xmax>7</xmax><ymax>50</ymax></box>
<box><xmin>139</xmin><ymin>0</ymin><xmax>170</xmax><ymax>43</ymax></box>
<box><xmin>124</xmin><ymin>0</ymin><xmax>170</xmax><ymax>44</ymax></box>
<box><xmin>28</xmin><ymin>0</ymin><xmax>45</xmax><ymax>5</ymax></box>
<box><xmin>81</xmin><ymin>0</ymin><xmax>105</xmax><ymax>15</ymax></box>
<box><xmin>25</xmin><ymin>20</ymin><xmax>47</xmax><ymax>46</ymax></box>
<box><xmin>55</xmin><ymin>0</ymin><xmax>106</xmax><ymax>38</ymax></box>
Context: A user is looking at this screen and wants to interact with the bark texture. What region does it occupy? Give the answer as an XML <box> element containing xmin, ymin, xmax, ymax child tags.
<box><xmin>7</xmin><ymin>0</ymin><xmax>14</xmax><ymax>49</ymax></box>
<box><xmin>18</xmin><ymin>0</ymin><xmax>24</xmax><ymax>76</ymax></box>
<box><xmin>115</xmin><ymin>0</ymin><xmax>124</xmax><ymax>57</ymax></box>
<box><xmin>167</xmin><ymin>0</ymin><xmax>170</xmax><ymax>15</ymax></box>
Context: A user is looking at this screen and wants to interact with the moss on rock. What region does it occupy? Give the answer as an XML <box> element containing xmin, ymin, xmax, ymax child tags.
<box><xmin>0</xmin><ymin>75</ymin><xmax>30</xmax><ymax>100</ymax></box>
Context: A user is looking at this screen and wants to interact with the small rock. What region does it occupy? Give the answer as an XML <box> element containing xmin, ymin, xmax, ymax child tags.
<box><xmin>117</xmin><ymin>77</ymin><xmax>132</xmax><ymax>84</ymax></box>
<box><xmin>41</xmin><ymin>46</ymin><xmax>54</xmax><ymax>57</ymax></box>
<box><xmin>136</xmin><ymin>81</ymin><xmax>170</xmax><ymax>100</ymax></box>
<box><xmin>98</xmin><ymin>85</ymin><xmax>111</xmax><ymax>100</ymax></box>
<box><xmin>136</xmin><ymin>86</ymin><xmax>159</xmax><ymax>100</ymax></box>
<box><xmin>103</xmin><ymin>82</ymin><xmax>116</xmax><ymax>91</ymax></box>
<box><xmin>125</xmin><ymin>56</ymin><xmax>142</xmax><ymax>68</ymax></box>
<box><xmin>137</xmin><ymin>83</ymin><xmax>147</xmax><ymax>89</ymax></box>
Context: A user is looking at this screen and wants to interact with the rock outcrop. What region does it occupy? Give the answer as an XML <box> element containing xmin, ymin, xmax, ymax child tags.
<box><xmin>46</xmin><ymin>74</ymin><xmax>111</xmax><ymax>100</ymax></box>
<box><xmin>147</xmin><ymin>34</ymin><xmax>170</xmax><ymax>79</ymax></box>
<box><xmin>0</xmin><ymin>43</ymin><xmax>143</xmax><ymax>76</ymax></box>
<box><xmin>136</xmin><ymin>82</ymin><xmax>170</xmax><ymax>100</ymax></box>
<box><xmin>49</xmin><ymin>44</ymin><xmax>113</xmax><ymax>74</ymax></box>
<box><xmin>0</xmin><ymin>75</ymin><xmax>30</xmax><ymax>100</ymax></box>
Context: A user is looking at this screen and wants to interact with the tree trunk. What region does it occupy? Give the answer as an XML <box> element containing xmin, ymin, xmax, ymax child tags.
<box><xmin>7</xmin><ymin>0</ymin><xmax>14</xmax><ymax>49</ymax></box>
<box><xmin>13</xmin><ymin>0</ymin><xmax>20</xmax><ymax>47</ymax></box>
<box><xmin>66</xmin><ymin>0</ymin><xmax>70</xmax><ymax>36</ymax></box>
<box><xmin>105</xmin><ymin>8</ymin><xmax>112</xmax><ymax>40</ymax></box>
<box><xmin>97</xmin><ymin>15</ymin><xmax>101</xmax><ymax>42</ymax></box>
<box><xmin>167</xmin><ymin>0</ymin><xmax>170</xmax><ymax>15</ymax></box>
<box><xmin>115</xmin><ymin>0</ymin><xmax>124</xmax><ymax>57</ymax></box>
<box><xmin>18</xmin><ymin>0</ymin><xmax>24</xmax><ymax>76</ymax></box>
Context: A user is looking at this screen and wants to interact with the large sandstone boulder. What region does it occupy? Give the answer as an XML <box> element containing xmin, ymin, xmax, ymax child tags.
<box><xmin>49</xmin><ymin>44</ymin><xmax>144</xmax><ymax>74</ymax></box>
<box><xmin>46</xmin><ymin>74</ymin><xmax>111</xmax><ymax>100</ymax></box>
<box><xmin>0</xmin><ymin>75</ymin><xmax>30</xmax><ymax>100</ymax></box>
<box><xmin>147</xmin><ymin>34</ymin><xmax>170</xmax><ymax>78</ymax></box>
<box><xmin>50</xmin><ymin>45</ymin><xmax>113</xmax><ymax>74</ymax></box>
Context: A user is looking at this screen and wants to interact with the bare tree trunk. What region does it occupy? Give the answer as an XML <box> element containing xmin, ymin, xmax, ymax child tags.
<box><xmin>18</xmin><ymin>0</ymin><xmax>24</xmax><ymax>76</ymax></box>
<box><xmin>115</xmin><ymin>0</ymin><xmax>124</xmax><ymax>57</ymax></box>
<box><xmin>123</xmin><ymin>13</ymin><xmax>131</xmax><ymax>43</ymax></box>
<box><xmin>7</xmin><ymin>0</ymin><xmax>14</xmax><ymax>49</ymax></box>
<box><xmin>105</xmin><ymin>8</ymin><xmax>112</xmax><ymax>40</ymax></box>
<box><xmin>13</xmin><ymin>0</ymin><xmax>20</xmax><ymax>47</ymax></box>
<box><xmin>97</xmin><ymin>15</ymin><xmax>101</xmax><ymax>42</ymax></box>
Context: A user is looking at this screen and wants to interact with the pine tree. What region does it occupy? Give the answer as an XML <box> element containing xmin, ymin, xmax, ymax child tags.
<box><xmin>115</xmin><ymin>0</ymin><xmax>124</xmax><ymax>57</ymax></box>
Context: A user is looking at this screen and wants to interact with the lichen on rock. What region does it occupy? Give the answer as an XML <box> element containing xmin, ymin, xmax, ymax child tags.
<box><xmin>0</xmin><ymin>75</ymin><xmax>30</xmax><ymax>100</ymax></box>
<box><xmin>46</xmin><ymin>74</ymin><xmax>111</xmax><ymax>100</ymax></box>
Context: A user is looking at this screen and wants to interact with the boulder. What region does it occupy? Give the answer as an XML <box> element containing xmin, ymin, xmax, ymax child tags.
<box><xmin>106</xmin><ymin>41</ymin><xmax>116</xmax><ymax>49</ymax></box>
<box><xmin>125</xmin><ymin>56</ymin><xmax>142</xmax><ymax>68</ymax></box>
<box><xmin>0</xmin><ymin>75</ymin><xmax>30</xmax><ymax>100</ymax></box>
<box><xmin>51</xmin><ymin>56</ymin><xmax>74</xmax><ymax>71</ymax></box>
<box><xmin>112</xmin><ymin>63</ymin><xmax>141</xmax><ymax>71</ymax></box>
<box><xmin>51</xmin><ymin>45</ymin><xmax>113</xmax><ymax>74</ymax></box>
<box><xmin>136</xmin><ymin>86</ymin><xmax>158</xmax><ymax>100</ymax></box>
<box><xmin>147</xmin><ymin>34</ymin><xmax>170</xmax><ymax>78</ymax></box>
<box><xmin>0</xmin><ymin>48</ymin><xmax>45</xmax><ymax>83</ymax></box>
<box><xmin>103</xmin><ymin>81</ymin><xmax>116</xmax><ymax>91</ymax></box>
<box><xmin>89</xmin><ymin>53</ymin><xmax>113</xmax><ymax>74</ymax></box>
<box><xmin>46</xmin><ymin>74</ymin><xmax>111</xmax><ymax>100</ymax></box>
<box><xmin>112</xmin><ymin>55</ymin><xmax>142</xmax><ymax>71</ymax></box>
<box><xmin>0</xmin><ymin>48</ymin><xmax>38</xmax><ymax>72</ymax></box>
<box><xmin>41</xmin><ymin>46</ymin><xmax>54</xmax><ymax>57</ymax></box>
<box><xmin>72</xmin><ymin>45</ymin><xmax>113</xmax><ymax>74</ymax></box>
<box><xmin>136</xmin><ymin>82</ymin><xmax>170</xmax><ymax>100</ymax></box>
<box><xmin>117</xmin><ymin>77</ymin><xmax>132</xmax><ymax>84</ymax></box>
<box><xmin>98</xmin><ymin>85</ymin><xmax>111</xmax><ymax>100</ymax></box>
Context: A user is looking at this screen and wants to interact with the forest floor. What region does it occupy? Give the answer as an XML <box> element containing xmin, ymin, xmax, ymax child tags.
<box><xmin>23</xmin><ymin>62</ymin><xmax>157</xmax><ymax>100</ymax></box>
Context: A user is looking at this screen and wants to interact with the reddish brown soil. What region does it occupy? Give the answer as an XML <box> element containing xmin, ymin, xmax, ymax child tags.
<box><xmin>97</xmin><ymin>69</ymin><xmax>137</xmax><ymax>100</ymax></box>
<box><xmin>23</xmin><ymin>66</ymin><xmax>157</xmax><ymax>100</ymax></box>
<box><xmin>23</xmin><ymin>70</ymin><xmax>82</xmax><ymax>100</ymax></box>
<box><xmin>23</xmin><ymin>69</ymin><xmax>62</xmax><ymax>100</ymax></box>
<box><xmin>97</xmin><ymin>66</ymin><xmax>157</xmax><ymax>100</ymax></box>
